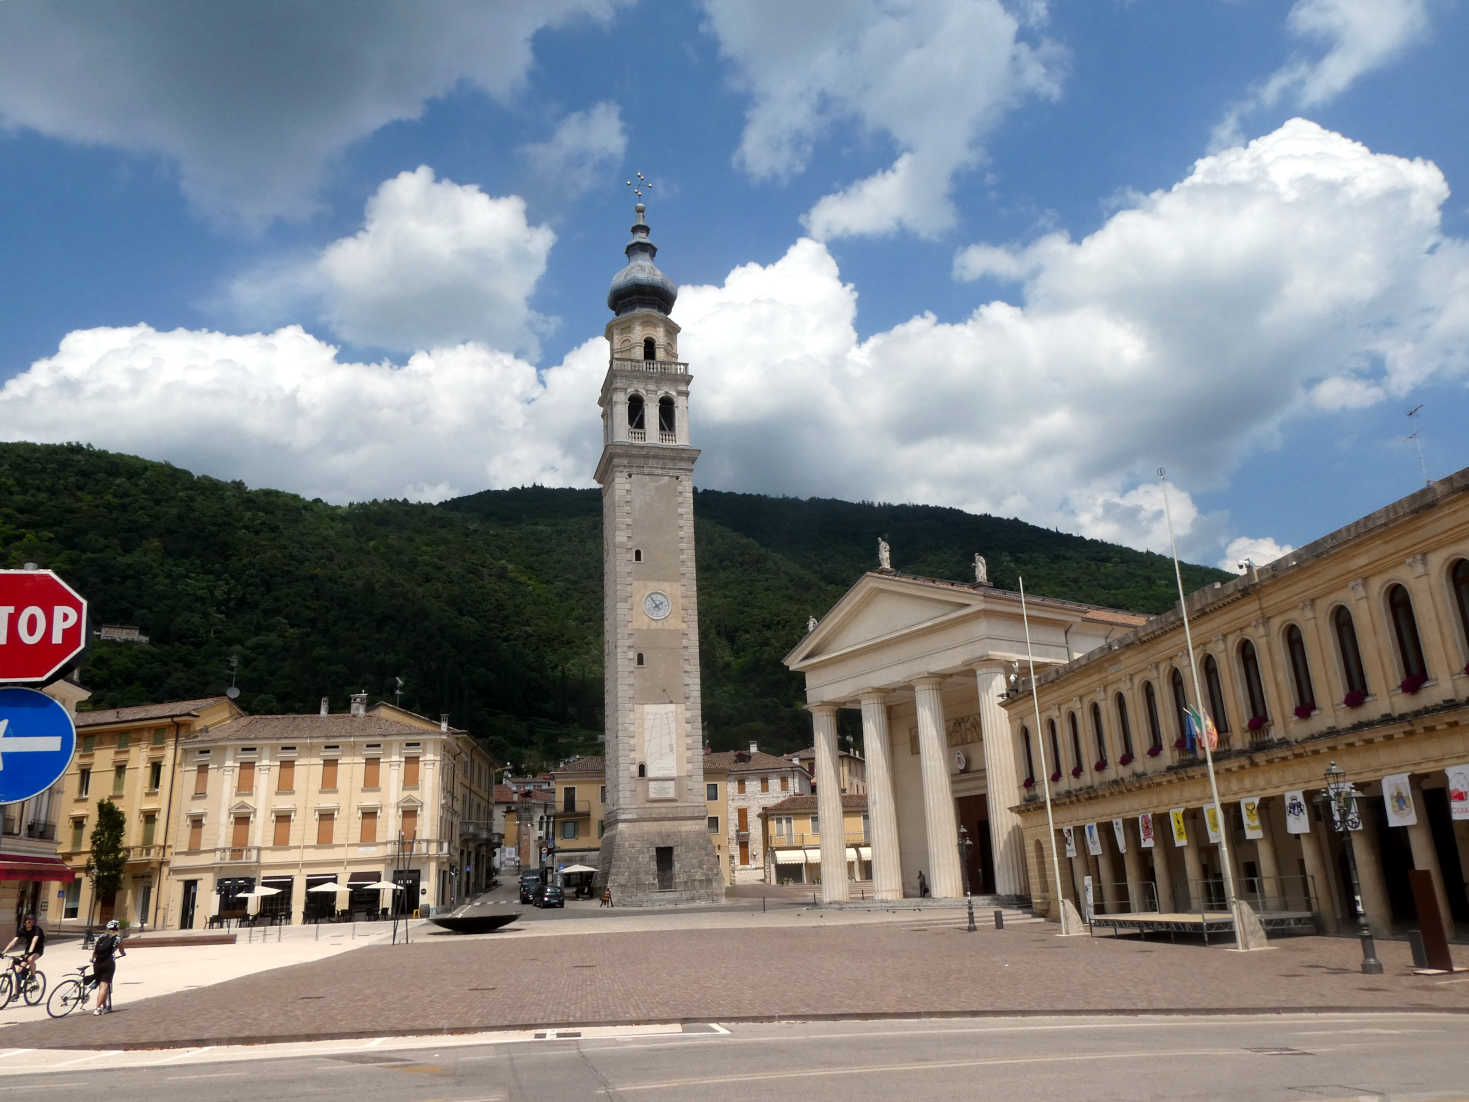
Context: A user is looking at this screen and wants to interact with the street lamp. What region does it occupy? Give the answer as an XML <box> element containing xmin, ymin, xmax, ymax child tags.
<box><xmin>957</xmin><ymin>825</ymin><xmax>976</xmax><ymax>933</ymax></box>
<box><xmin>1318</xmin><ymin>761</ymin><xmax>1383</xmax><ymax>975</ymax></box>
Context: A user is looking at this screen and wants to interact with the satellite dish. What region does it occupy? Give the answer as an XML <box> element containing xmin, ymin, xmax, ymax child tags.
<box><xmin>226</xmin><ymin>686</ymin><xmax>240</xmax><ymax>700</ymax></box>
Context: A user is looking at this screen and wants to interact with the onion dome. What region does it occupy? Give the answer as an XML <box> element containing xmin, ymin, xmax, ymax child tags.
<box><xmin>607</xmin><ymin>203</ymin><xmax>677</xmax><ymax>316</ymax></box>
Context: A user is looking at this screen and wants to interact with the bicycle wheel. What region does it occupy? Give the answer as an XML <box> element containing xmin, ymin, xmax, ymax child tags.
<box><xmin>21</xmin><ymin>969</ymin><xmax>45</xmax><ymax>1005</ymax></box>
<box><xmin>0</xmin><ymin>971</ymin><xmax>13</xmax><ymax>1007</ymax></box>
<box><xmin>46</xmin><ymin>978</ymin><xmax>84</xmax><ymax>1019</ymax></box>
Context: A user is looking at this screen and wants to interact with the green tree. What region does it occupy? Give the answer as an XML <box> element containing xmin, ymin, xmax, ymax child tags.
<box><xmin>88</xmin><ymin>799</ymin><xmax>127</xmax><ymax>907</ymax></box>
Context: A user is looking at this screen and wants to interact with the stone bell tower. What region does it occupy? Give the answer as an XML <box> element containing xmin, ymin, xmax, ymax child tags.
<box><xmin>594</xmin><ymin>201</ymin><xmax>721</xmax><ymax>904</ymax></box>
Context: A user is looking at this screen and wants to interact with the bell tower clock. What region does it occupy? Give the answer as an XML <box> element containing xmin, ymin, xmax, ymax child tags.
<box><xmin>594</xmin><ymin>201</ymin><xmax>721</xmax><ymax>904</ymax></box>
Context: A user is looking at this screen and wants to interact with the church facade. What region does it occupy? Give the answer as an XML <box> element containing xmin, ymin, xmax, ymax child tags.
<box><xmin>594</xmin><ymin>202</ymin><xmax>721</xmax><ymax>904</ymax></box>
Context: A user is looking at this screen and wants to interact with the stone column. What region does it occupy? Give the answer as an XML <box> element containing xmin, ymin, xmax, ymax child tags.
<box><xmin>811</xmin><ymin>705</ymin><xmax>849</xmax><ymax>904</ymax></box>
<box><xmin>1179</xmin><ymin>822</ymin><xmax>1204</xmax><ymax>912</ymax></box>
<box><xmin>1406</xmin><ymin>779</ymin><xmax>1454</xmax><ymax>946</ymax></box>
<box><xmin>1094</xmin><ymin>828</ymin><xmax>1119</xmax><ymax>915</ymax></box>
<box><xmin>1118</xmin><ymin>820</ymin><xmax>1144</xmax><ymax>913</ymax></box>
<box><xmin>913</xmin><ymin>677</ymin><xmax>962</xmax><ymax>898</ymax></box>
<box><xmin>859</xmin><ymin>691</ymin><xmax>903</xmax><ymax>901</ymax></box>
<box><xmin>1350</xmin><ymin>807</ymin><xmax>1394</xmax><ymax>937</ymax></box>
<box><xmin>1149</xmin><ymin>826</ymin><xmax>1175</xmax><ymax>912</ymax></box>
<box><xmin>973</xmin><ymin>662</ymin><xmax>1026</xmax><ymax>897</ymax></box>
<box><xmin>1252</xmin><ymin>801</ymin><xmax>1282</xmax><ymax>908</ymax></box>
<box><xmin>1297</xmin><ymin>820</ymin><xmax>1339</xmax><ymax>933</ymax></box>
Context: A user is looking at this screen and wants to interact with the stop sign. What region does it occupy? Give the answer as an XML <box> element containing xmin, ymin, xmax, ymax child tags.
<box><xmin>0</xmin><ymin>570</ymin><xmax>88</xmax><ymax>683</ymax></box>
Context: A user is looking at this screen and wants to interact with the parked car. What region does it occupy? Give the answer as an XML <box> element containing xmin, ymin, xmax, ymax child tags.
<box><xmin>519</xmin><ymin>871</ymin><xmax>543</xmax><ymax>904</ymax></box>
<box><xmin>533</xmin><ymin>881</ymin><xmax>565</xmax><ymax>909</ymax></box>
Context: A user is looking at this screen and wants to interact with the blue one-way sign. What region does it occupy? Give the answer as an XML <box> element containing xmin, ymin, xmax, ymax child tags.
<box><xmin>0</xmin><ymin>687</ymin><xmax>76</xmax><ymax>804</ymax></box>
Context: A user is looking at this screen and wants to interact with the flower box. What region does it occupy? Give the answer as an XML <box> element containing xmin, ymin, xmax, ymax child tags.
<box><xmin>1173</xmin><ymin>737</ymin><xmax>1187</xmax><ymax>750</ymax></box>
<box><xmin>1146</xmin><ymin>745</ymin><xmax>1162</xmax><ymax>757</ymax></box>
<box><xmin>1119</xmin><ymin>753</ymin><xmax>1134</xmax><ymax>766</ymax></box>
<box><xmin>1023</xmin><ymin>777</ymin><xmax>1035</xmax><ymax>790</ymax></box>
<box><xmin>1293</xmin><ymin>704</ymin><xmax>1314</xmax><ymax>720</ymax></box>
<box><xmin>1093</xmin><ymin>760</ymin><xmax>1107</xmax><ymax>772</ymax></box>
<box><xmin>1400</xmin><ymin>673</ymin><xmax>1428</xmax><ymax>694</ymax></box>
<box><xmin>1247</xmin><ymin>715</ymin><xmax>1266</xmax><ymax>732</ymax></box>
<box><xmin>1049</xmin><ymin>771</ymin><xmax>1061</xmax><ymax>783</ymax></box>
<box><xmin>1343</xmin><ymin>689</ymin><xmax>1366</xmax><ymax>708</ymax></box>
<box><xmin>1070</xmin><ymin>766</ymin><xmax>1083</xmax><ymax>778</ymax></box>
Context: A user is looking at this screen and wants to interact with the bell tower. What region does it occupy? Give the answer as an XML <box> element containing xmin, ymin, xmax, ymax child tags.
<box><xmin>594</xmin><ymin>201</ymin><xmax>721</xmax><ymax>904</ymax></box>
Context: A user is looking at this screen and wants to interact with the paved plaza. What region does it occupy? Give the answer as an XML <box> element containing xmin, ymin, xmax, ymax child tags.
<box><xmin>3</xmin><ymin>899</ymin><xmax>1465</xmax><ymax>1050</ymax></box>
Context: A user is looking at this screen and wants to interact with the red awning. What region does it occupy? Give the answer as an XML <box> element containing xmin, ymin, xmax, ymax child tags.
<box><xmin>0</xmin><ymin>856</ymin><xmax>76</xmax><ymax>883</ymax></box>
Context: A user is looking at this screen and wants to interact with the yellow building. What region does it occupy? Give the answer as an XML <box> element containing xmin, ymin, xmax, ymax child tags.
<box><xmin>55</xmin><ymin>696</ymin><xmax>241</xmax><ymax>931</ymax></box>
<box><xmin>1004</xmin><ymin>466</ymin><xmax>1469</xmax><ymax>942</ymax></box>
<box><xmin>763</xmin><ymin>794</ymin><xmax>870</xmax><ymax>886</ymax></box>
<box><xmin>163</xmin><ymin>694</ymin><xmax>493</xmax><ymax>926</ymax></box>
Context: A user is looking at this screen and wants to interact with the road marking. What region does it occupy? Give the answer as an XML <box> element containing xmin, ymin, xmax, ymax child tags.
<box><xmin>1291</xmin><ymin>1028</ymin><xmax>1442</xmax><ymax>1036</ymax></box>
<box><xmin>145</xmin><ymin>1046</ymin><xmax>214</xmax><ymax>1065</ymax></box>
<box><xmin>0</xmin><ymin>1083</ymin><xmax>85</xmax><ymax>1091</ymax></box>
<box><xmin>165</xmin><ymin>1072</ymin><xmax>236</xmax><ymax>1081</ymax></box>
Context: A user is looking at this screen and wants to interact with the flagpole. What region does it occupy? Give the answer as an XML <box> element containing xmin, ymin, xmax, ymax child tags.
<box><xmin>1019</xmin><ymin>575</ymin><xmax>1073</xmax><ymax>935</ymax></box>
<box><xmin>1157</xmin><ymin>468</ymin><xmax>1245</xmax><ymax>951</ymax></box>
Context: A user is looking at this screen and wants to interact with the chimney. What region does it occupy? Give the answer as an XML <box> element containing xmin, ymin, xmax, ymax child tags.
<box><xmin>319</xmin><ymin>697</ymin><xmax>329</xmax><ymax>716</ymax></box>
<box><xmin>748</xmin><ymin>740</ymin><xmax>758</xmax><ymax>754</ymax></box>
<box><xmin>349</xmin><ymin>692</ymin><xmax>366</xmax><ymax>718</ymax></box>
<box><xmin>440</xmin><ymin>714</ymin><xmax>449</xmax><ymax>732</ymax></box>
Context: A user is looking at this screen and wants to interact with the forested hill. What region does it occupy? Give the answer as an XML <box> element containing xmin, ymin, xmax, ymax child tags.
<box><xmin>0</xmin><ymin>443</ymin><xmax>1226</xmax><ymax>767</ymax></box>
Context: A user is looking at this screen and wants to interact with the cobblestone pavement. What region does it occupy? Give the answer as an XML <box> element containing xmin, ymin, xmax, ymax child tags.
<box><xmin>4</xmin><ymin>918</ymin><xmax>1463</xmax><ymax>1050</ymax></box>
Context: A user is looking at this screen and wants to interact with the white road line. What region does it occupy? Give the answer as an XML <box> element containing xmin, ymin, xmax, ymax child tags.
<box><xmin>164</xmin><ymin>1072</ymin><xmax>237</xmax><ymax>1081</ymax></box>
<box><xmin>0</xmin><ymin>1082</ymin><xmax>85</xmax><ymax>1091</ymax></box>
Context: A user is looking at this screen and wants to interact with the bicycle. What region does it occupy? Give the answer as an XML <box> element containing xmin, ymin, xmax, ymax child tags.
<box><xmin>0</xmin><ymin>954</ymin><xmax>46</xmax><ymax>1007</ymax></box>
<box><xmin>45</xmin><ymin>964</ymin><xmax>109</xmax><ymax>1019</ymax></box>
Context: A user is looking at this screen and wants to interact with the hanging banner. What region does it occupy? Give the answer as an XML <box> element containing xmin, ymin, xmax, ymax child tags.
<box><xmin>1084</xmin><ymin>822</ymin><xmax>1103</xmax><ymax>856</ymax></box>
<box><xmin>1138</xmin><ymin>812</ymin><xmax>1156</xmax><ymax>849</ymax></box>
<box><xmin>1284</xmin><ymin>790</ymin><xmax>1311</xmax><ymax>834</ymax></box>
<box><xmin>1203</xmin><ymin>804</ymin><xmax>1222</xmax><ymax>844</ymax></box>
<box><xmin>1169</xmin><ymin>808</ymin><xmax>1188</xmax><ymax>846</ymax></box>
<box><xmin>1240</xmin><ymin>796</ymin><xmax>1264</xmax><ymax>840</ymax></box>
<box><xmin>1111</xmin><ymin>818</ymin><xmax>1128</xmax><ymax>853</ymax></box>
<box><xmin>1062</xmin><ymin>825</ymin><xmax>1076</xmax><ymax>858</ymax></box>
<box><xmin>1447</xmin><ymin>764</ymin><xmax>1469</xmax><ymax>821</ymax></box>
<box><xmin>1382</xmin><ymin>772</ymin><xmax>1417</xmax><ymax>827</ymax></box>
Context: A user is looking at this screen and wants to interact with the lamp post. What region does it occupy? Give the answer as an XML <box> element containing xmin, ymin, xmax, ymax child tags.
<box><xmin>958</xmin><ymin>825</ymin><xmax>976</xmax><ymax>932</ymax></box>
<box><xmin>1318</xmin><ymin>761</ymin><xmax>1383</xmax><ymax>975</ymax></box>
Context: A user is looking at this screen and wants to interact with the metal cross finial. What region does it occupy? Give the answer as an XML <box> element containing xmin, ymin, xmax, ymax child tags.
<box><xmin>624</xmin><ymin>171</ymin><xmax>655</xmax><ymax>201</ymax></box>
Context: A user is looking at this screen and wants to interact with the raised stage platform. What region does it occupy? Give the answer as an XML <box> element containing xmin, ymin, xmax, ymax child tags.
<box><xmin>1089</xmin><ymin>908</ymin><xmax>1319</xmax><ymax>944</ymax></box>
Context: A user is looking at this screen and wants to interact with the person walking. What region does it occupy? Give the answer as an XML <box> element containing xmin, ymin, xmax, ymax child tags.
<box><xmin>87</xmin><ymin>919</ymin><xmax>125</xmax><ymax>1015</ymax></box>
<box><xmin>917</xmin><ymin>870</ymin><xmax>930</xmax><ymax>898</ymax></box>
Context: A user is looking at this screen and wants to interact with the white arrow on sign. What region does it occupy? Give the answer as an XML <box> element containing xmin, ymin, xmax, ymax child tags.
<box><xmin>0</xmin><ymin>717</ymin><xmax>63</xmax><ymax>771</ymax></box>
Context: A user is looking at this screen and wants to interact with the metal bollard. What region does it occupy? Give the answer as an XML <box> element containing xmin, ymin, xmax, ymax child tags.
<box><xmin>993</xmin><ymin>909</ymin><xmax>1004</xmax><ymax>930</ymax></box>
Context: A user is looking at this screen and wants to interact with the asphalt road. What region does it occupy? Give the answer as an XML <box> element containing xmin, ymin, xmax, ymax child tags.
<box><xmin>6</xmin><ymin>1012</ymin><xmax>1466</xmax><ymax>1101</ymax></box>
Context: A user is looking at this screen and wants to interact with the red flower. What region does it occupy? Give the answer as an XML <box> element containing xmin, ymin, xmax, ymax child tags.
<box><xmin>1343</xmin><ymin>689</ymin><xmax>1366</xmax><ymax>708</ymax></box>
<box><xmin>1400</xmin><ymin>673</ymin><xmax>1428</xmax><ymax>694</ymax></box>
<box><xmin>1293</xmin><ymin>704</ymin><xmax>1314</xmax><ymax>720</ymax></box>
<box><xmin>1070</xmin><ymin>765</ymin><xmax>1083</xmax><ymax>778</ymax></box>
<box><xmin>1173</xmin><ymin>737</ymin><xmax>1187</xmax><ymax>750</ymax></box>
<box><xmin>1247</xmin><ymin>715</ymin><xmax>1266</xmax><ymax>731</ymax></box>
<box><xmin>1049</xmin><ymin>771</ymin><xmax>1061</xmax><ymax>783</ymax></box>
<box><xmin>1146</xmin><ymin>745</ymin><xmax>1162</xmax><ymax>757</ymax></box>
<box><xmin>1023</xmin><ymin>777</ymin><xmax>1035</xmax><ymax>789</ymax></box>
<box><xmin>1094</xmin><ymin>760</ymin><xmax>1107</xmax><ymax>772</ymax></box>
<box><xmin>1119</xmin><ymin>753</ymin><xmax>1134</xmax><ymax>766</ymax></box>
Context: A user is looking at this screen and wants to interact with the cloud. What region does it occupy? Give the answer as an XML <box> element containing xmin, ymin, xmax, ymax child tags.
<box><xmin>230</xmin><ymin>167</ymin><xmax>555</xmax><ymax>356</ymax></box>
<box><xmin>4</xmin><ymin>122</ymin><xmax>1466</xmax><ymax>564</ymax></box>
<box><xmin>1219</xmin><ymin>537</ymin><xmax>1295</xmax><ymax>573</ymax></box>
<box><xmin>701</xmin><ymin>0</ymin><xmax>1063</xmax><ymax>238</ymax></box>
<box><xmin>1214</xmin><ymin>0</ymin><xmax>1430</xmax><ymax>148</ymax></box>
<box><xmin>0</xmin><ymin>324</ymin><xmax>605</xmax><ymax>503</ymax></box>
<box><xmin>519</xmin><ymin>102</ymin><xmax>628</xmax><ymax>198</ymax></box>
<box><xmin>0</xmin><ymin>0</ymin><xmax>627</xmax><ymax>226</ymax></box>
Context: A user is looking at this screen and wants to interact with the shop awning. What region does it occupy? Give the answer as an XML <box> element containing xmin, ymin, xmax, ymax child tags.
<box><xmin>857</xmin><ymin>846</ymin><xmax>872</xmax><ymax>860</ymax></box>
<box><xmin>0</xmin><ymin>856</ymin><xmax>76</xmax><ymax>883</ymax></box>
<box><xmin>802</xmin><ymin>848</ymin><xmax>822</xmax><ymax>863</ymax></box>
<box><xmin>774</xmin><ymin>850</ymin><xmax>805</xmax><ymax>865</ymax></box>
<box><xmin>845</xmin><ymin>847</ymin><xmax>860</xmax><ymax>862</ymax></box>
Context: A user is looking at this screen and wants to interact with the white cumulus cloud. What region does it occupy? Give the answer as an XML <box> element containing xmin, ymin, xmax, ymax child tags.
<box><xmin>519</xmin><ymin>102</ymin><xmax>628</xmax><ymax>198</ymax></box>
<box><xmin>230</xmin><ymin>167</ymin><xmax>555</xmax><ymax>357</ymax></box>
<box><xmin>0</xmin><ymin>0</ymin><xmax>628</xmax><ymax>225</ymax></box>
<box><xmin>1220</xmin><ymin>537</ymin><xmax>1295</xmax><ymax>573</ymax></box>
<box><xmin>702</xmin><ymin>0</ymin><xmax>1063</xmax><ymax>238</ymax></box>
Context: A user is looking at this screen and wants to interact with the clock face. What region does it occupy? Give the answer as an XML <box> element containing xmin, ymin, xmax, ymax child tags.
<box><xmin>642</xmin><ymin>590</ymin><xmax>672</xmax><ymax>621</ymax></box>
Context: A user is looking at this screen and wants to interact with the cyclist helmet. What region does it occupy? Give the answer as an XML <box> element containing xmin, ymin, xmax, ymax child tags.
<box><xmin>105</xmin><ymin>919</ymin><xmax>120</xmax><ymax>930</ymax></box>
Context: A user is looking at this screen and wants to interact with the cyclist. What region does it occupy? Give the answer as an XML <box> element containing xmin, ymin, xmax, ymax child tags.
<box><xmin>87</xmin><ymin>919</ymin><xmax>125</xmax><ymax>1015</ymax></box>
<box><xmin>1</xmin><ymin>914</ymin><xmax>44</xmax><ymax>987</ymax></box>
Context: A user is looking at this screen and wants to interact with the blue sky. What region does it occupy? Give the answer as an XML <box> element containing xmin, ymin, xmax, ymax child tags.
<box><xmin>1</xmin><ymin>0</ymin><xmax>1466</xmax><ymax>571</ymax></box>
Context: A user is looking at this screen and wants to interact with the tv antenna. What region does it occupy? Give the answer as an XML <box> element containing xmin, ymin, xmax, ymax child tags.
<box><xmin>1406</xmin><ymin>404</ymin><xmax>1429</xmax><ymax>486</ymax></box>
<box><xmin>225</xmin><ymin>655</ymin><xmax>240</xmax><ymax>700</ymax></box>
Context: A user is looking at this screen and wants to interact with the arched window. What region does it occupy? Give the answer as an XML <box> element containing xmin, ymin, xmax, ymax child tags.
<box><xmin>1046</xmin><ymin>719</ymin><xmax>1061</xmax><ymax>780</ymax></box>
<box><xmin>1203</xmin><ymin>655</ymin><xmax>1230</xmax><ymax>734</ymax></box>
<box><xmin>1239</xmin><ymin>639</ymin><xmax>1268</xmax><ymax>722</ymax></box>
<box><xmin>1067</xmin><ymin>712</ymin><xmax>1083</xmax><ymax>774</ymax></box>
<box><xmin>657</xmin><ymin>395</ymin><xmax>675</xmax><ymax>436</ymax></box>
<box><xmin>627</xmin><ymin>393</ymin><xmax>645</xmax><ymax>431</ymax></box>
<box><xmin>1169</xmin><ymin>668</ymin><xmax>1189</xmax><ymax>742</ymax></box>
<box><xmin>1285</xmin><ymin>624</ymin><xmax>1315</xmax><ymax>712</ymax></box>
<box><xmin>1143</xmin><ymin>681</ymin><xmax>1162</xmax><ymax>750</ymax></box>
<box><xmin>1090</xmin><ymin>702</ymin><xmax>1107</xmax><ymax>766</ymax></box>
<box><xmin>637</xmin><ymin>762</ymin><xmax>647</xmax><ymax>777</ymax></box>
<box><xmin>1388</xmin><ymin>583</ymin><xmax>1428</xmax><ymax>681</ymax></box>
<box><xmin>1334</xmin><ymin>606</ymin><xmax>1368</xmax><ymax>696</ymax></box>
<box><xmin>1453</xmin><ymin>559</ymin><xmax>1469</xmax><ymax>654</ymax></box>
<box><xmin>1114</xmin><ymin>693</ymin><xmax>1134</xmax><ymax>759</ymax></box>
<box><xmin>1020</xmin><ymin>726</ymin><xmax>1035</xmax><ymax>783</ymax></box>
<box><xmin>642</xmin><ymin>336</ymin><xmax>656</xmax><ymax>360</ymax></box>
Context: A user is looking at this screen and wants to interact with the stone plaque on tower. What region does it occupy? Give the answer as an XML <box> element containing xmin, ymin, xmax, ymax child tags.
<box><xmin>594</xmin><ymin>198</ymin><xmax>721</xmax><ymax>904</ymax></box>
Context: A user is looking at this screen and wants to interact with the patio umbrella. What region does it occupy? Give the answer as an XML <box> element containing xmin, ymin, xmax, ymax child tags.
<box><xmin>307</xmin><ymin>881</ymin><xmax>345</xmax><ymax>892</ymax></box>
<box><xmin>238</xmin><ymin>886</ymin><xmax>281</xmax><ymax>897</ymax></box>
<box><xmin>358</xmin><ymin>880</ymin><xmax>402</xmax><ymax>891</ymax></box>
<box><xmin>559</xmin><ymin>864</ymin><xmax>598</xmax><ymax>874</ymax></box>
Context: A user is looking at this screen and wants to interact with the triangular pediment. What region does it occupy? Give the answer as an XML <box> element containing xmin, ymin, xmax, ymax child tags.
<box><xmin>397</xmin><ymin>793</ymin><xmax>423</xmax><ymax>810</ymax></box>
<box><xmin>788</xmin><ymin>574</ymin><xmax>982</xmax><ymax>667</ymax></box>
<box><xmin>229</xmin><ymin>800</ymin><xmax>255</xmax><ymax>816</ymax></box>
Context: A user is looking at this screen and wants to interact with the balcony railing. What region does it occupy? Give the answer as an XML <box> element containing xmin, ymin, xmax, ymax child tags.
<box><xmin>214</xmin><ymin>846</ymin><xmax>261</xmax><ymax>864</ymax></box>
<box><xmin>612</xmin><ymin>357</ymin><xmax>687</xmax><ymax>375</ymax></box>
<box><xmin>127</xmin><ymin>843</ymin><xmax>168</xmax><ymax>862</ymax></box>
<box><xmin>24</xmin><ymin>821</ymin><xmax>55</xmax><ymax>841</ymax></box>
<box><xmin>767</xmin><ymin>832</ymin><xmax>870</xmax><ymax>848</ymax></box>
<box><xmin>556</xmin><ymin>800</ymin><xmax>593</xmax><ymax>818</ymax></box>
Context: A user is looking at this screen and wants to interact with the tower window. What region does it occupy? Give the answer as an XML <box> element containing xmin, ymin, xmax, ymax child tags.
<box><xmin>628</xmin><ymin>393</ymin><xmax>645</xmax><ymax>431</ymax></box>
<box><xmin>643</xmin><ymin>337</ymin><xmax>656</xmax><ymax>360</ymax></box>
<box><xmin>636</xmin><ymin>652</ymin><xmax>645</xmax><ymax>667</ymax></box>
<box><xmin>634</xmin><ymin>549</ymin><xmax>642</xmax><ymax>562</ymax></box>
<box><xmin>638</xmin><ymin>762</ymin><xmax>647</xmax><ymax>778</ymax></box>
<box><xmin>658</xmin><ymin>396</ymin><xmax>675</xmax><ymax>436</ymax></box>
